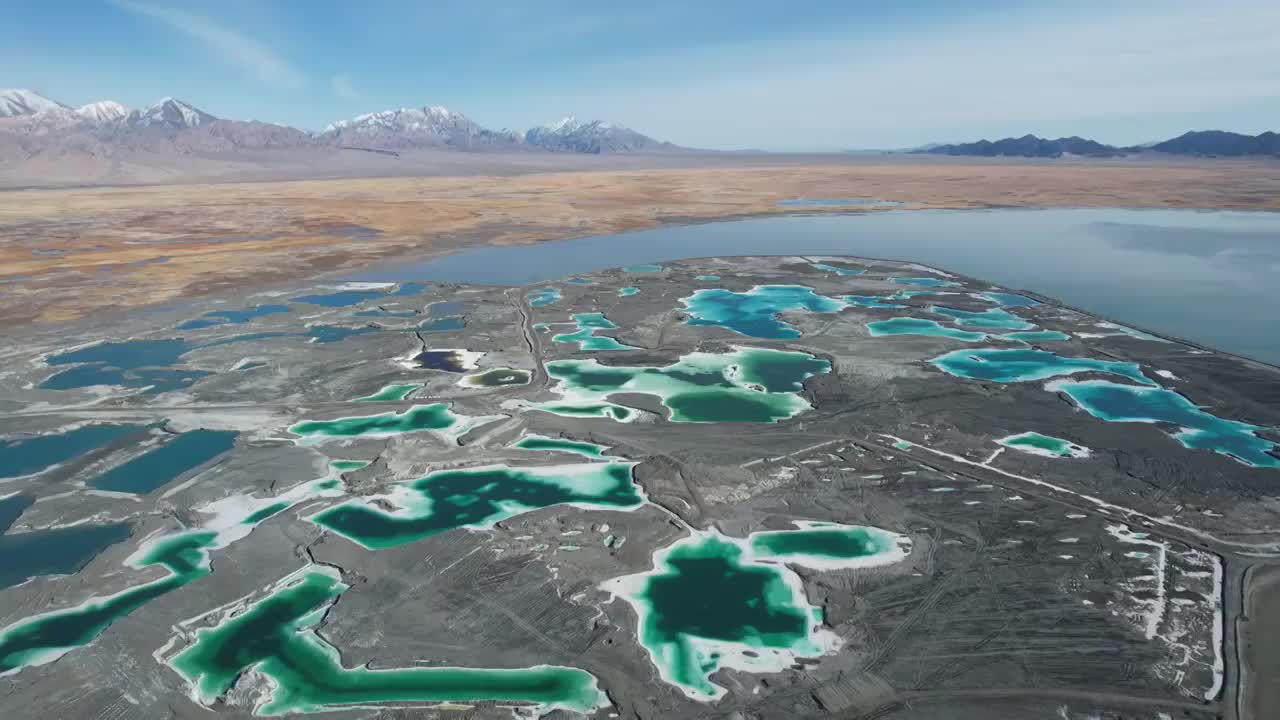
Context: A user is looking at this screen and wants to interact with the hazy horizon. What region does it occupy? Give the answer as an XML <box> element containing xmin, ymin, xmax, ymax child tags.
<box><xmin>5</xmin><ymin>0</ymin><xmax>1279</xmax><ymax>151</ymax></box>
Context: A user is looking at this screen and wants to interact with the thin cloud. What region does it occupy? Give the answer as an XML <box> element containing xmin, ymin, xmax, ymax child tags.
<box><xmin>111</xmin><ymin>0</ymin><xmax>304</xmax><ymax>88</ymax></box>
<box><xmin>331</xmin><ymin>73</ymin><xmax>360</xmax><ymax>100</ymax></box>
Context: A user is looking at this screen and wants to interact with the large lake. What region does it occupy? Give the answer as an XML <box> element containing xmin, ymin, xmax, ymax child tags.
<box><xmin>353</xmin><ymin>209</ymin><xmax>1280</xmax><ymax>364</ymax></box>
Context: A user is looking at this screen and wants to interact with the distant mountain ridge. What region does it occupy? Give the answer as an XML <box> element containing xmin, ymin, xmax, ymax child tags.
<box><xmin>918</xmin><ymin>131</ymin><xmax>1280</xmax><ymax>158</ymax></box>
<box><xmin>0</xmin><ymin>89</ymin><xmax>675</xmax><ymax>157</ymax></box>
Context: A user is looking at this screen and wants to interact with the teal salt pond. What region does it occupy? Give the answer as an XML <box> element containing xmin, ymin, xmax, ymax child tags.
<box><xmin>89</xmin><ymin>429</ymin><xmax>237</xmax><ymax>494</ymax></box>
<box><xmin>289</xmin><ymin>404</ymin><xmax>485</xmax><ymax>442</ymax></box>
<box><xmin>0</xmin><ymin>423</ymin><xmax>142</xmax><ymax>479</ymax></box>
<box><xmin>0</xmin><ymin>520</ymin><xmax>132</xmax><ymax>589</ymax></box>
<box><xmin>312</xmin><ymin>461</ymin><xmax>643</xmax><ymax>549</ymax></box>
<box><xmin>998</xmin><ymin>431</ymin><xmax>1090</xmax><ymax>459</ymax></box>
<box><xmin>552</xmin><ymin>313</ymin><xmax>638</xmax><ymax>351</ymax></box>
<box><xmin>354</xmin><ymin>383</ymin><xmax>421</xmax><ymax>402</ymax></box>
<box><xmin>1047</xmin><ymin>379</ymin><xmax>1280</xmax><ymax>468</ymax></box>
<box><xmin>41</xmin><ymin>339</ymin><xmax>210</xmax><ymax>394</ymax></box>
<box><xmin>0</xmin><ymin>462</ymin><xmax>351</xmax><ymax>676</ymax></box>
<box><xmin>982</xmin><ymin>292</ymin><xmax>1040</xmax><ymax>307</ymax></box>
<box><xmin>1003</xmin><ymin>330</ymin><xmax>1070</xmax><ymax>342</ymax></box>
<box><xmin>602</xmin><ymin>522</ymin><xmax>909</xmax><ymax>700</ymax></box>
<box><xmin>929</xmin><ymin>305</ymin><xmax>1035</xmax><ymax>330</ymax></box>
<box><xmin>178</xmin><ymin>304</ymin><xmax>290</xmax><ymax>331</ymax></box>
<box><xmin>527</xmin><ymin>287</ymin><xmax>561</xmax><ymax>307</ymax></box>
<box><xmin>539</xmin><ymin>347</ymin><xmax>830</xmax><ymax>423</ymax></box>
<box><xmin>513</xmin><ymin>434</ymin><xmax>610</xmax><ymax>459</ymax></box>
<box><xmin>681</xmin><ymin>285</ymin><xmax>845</xmax><ymax>339</ymax></box>
<box><xmin>931</xmin><ymin>348</ymin><xmax>1153</xmax><ymax>385</ymax></box>
<box><xmin>619</xmin><ymin>287</ymin><xmax>640</xmax><ymax>297</ymax></box>
<box><xmin>867</xmin><ymin>318</ymin><xmax>985</xmax><ymax>342</ymax></box>
<box><xmin>167</xmin><ymin>566</ymin><xmax>606</xmax><ymax>715</ymax></box>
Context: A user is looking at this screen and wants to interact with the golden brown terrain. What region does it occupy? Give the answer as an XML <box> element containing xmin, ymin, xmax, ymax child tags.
<box><xmin>2</xmin><ymin>159</ymin><xmax>1279</xmax><ymax>327</ymax></box>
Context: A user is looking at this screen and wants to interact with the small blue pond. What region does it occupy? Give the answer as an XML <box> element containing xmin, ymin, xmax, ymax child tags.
<box><xmin>931</xmin><ymin>348</ymin><xmax>1153</xmax><ymax>385</ymax></box>
<box><xmin>868</xmin><ymin>318</ymin><xmax>985</xmax><ymax>341</ymax></box>
<box><xmin>89</xmin><ymin>429</ymin><xmax>238</xmax><ymax>494</ymax></box>
<box><xmin>681</xmin><ymin>285</ymin><xmax>845</xmax><ymax>339</ymax></box>
<box><xmin>1</xmin><ymin>424</ymin><xmax>143</xmax><ymax>479</ymax></box>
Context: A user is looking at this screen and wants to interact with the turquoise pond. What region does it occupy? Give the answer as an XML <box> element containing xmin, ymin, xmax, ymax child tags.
<box><xmin>681</xmin><ymin>285</ymin><xmax>845</xmax><ymax>339</ymax></box>
<box><xmin>89</xmin><ymin>430</ymin><xmax>238</xmax><ymax>494</ymax></box>
<box><xmin>1051</xmin><ymin>379</ymin><xmax>1280</xmax><ymax>468</ymax></box>
<box><xmin>929</xmin><ymin>306</ymin><xmax>1035</xmax><ymax>330</ymax></box>
<box><xmin>931</xmin><ymin>348</ymin><xmax>1153</xmax><ymax>385</ymax></box>
<box><xmin>867</xmin><ymin>318</ymin><xmax>985</xmax><ymax>341</ymax></box>
<box><xmin>178</xmin><ymin>304</ymin><xmax>290</xmax><ymax>331</ymax></box>
<box><xmin>619</xmin><ymin>287</ymin><xmax>640</xmax><ymax>297</ymax></box>
<box><xmin>527</xmin><ymin>287</ymin><xmax>562</xmax><ymax>307</ymax></box>
<box><xmin>0</xmin><ymin>424</ymin><xmax>143</xmax><ymax>479</ymax></box>
<box><xmin>290</xmin><ymin>282</ymin><xmax>426</xmax><ymax>308</ymax></box>
<box><xmin>552</xmin><ymin>313</ymin><xmax>638</xmax><ymax>351</ymax></box>
<box><xmin>1003</xmin><ymin>330</ymin><xmax>1070</xmax><ymax>342</ymax></box>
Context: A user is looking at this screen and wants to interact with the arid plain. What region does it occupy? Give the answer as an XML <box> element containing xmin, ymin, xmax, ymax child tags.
<box><xmin>3</xmin><ymin>157</ymin><xmax>1279</xmax><ymax>326</ymax></box>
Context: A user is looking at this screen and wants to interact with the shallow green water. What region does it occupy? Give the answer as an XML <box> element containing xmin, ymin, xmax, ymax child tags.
<box><xmin>461</xmin><ymin>368</ymin><xmax>531</xmax><ymax>387</ymax></box>
<box><xmin>313</xmin><ymin>462</ymin><xmax>643</xmax><ymax>549</ymax></box>
<box><xmin>289</xmin><ymin>404</ymin><xmax>462</xmax><ymax>439</ymax></box>
<box><xmin>90</xmin><ymin>429</ymin><xmax>238</xmax><ymax>494</ymax></box>
<box><xmin>513</xmin><ymin>435</ymin><xmax>608</xmax><ymax>459</ymax></box>
<box><xmin>929</xmin><ymin>305</ymin><xmax>1035</xmax><ymax>330</ymax></box>
<box><xmin>169</xmin><ymin>567</ymin><xmax>606</xmax><ymax>715</ymax></box>
<box><xmin>603</xmin><ymin>523</ymin><xmax>907</xmax><ymax>700</ymax></box>
<box><xmin>867</xmin><ymin>318</ymin><xmax>986</xmax><ymax>341</ymax></box>
<box><xmin>997</xmin><ymin>431</ymin><xmax>1088</xmax><ymax>458</ymax></box>
<box><xmin>619</xmin><ymin>287</ymin><xmax>640</xmax><ymax>297</ymax></box>
<box><xmin>810</xmin><ymin>262</ymin><xmax>865</xmax><ymax>276</ymax></box>
<box><xmin>981</xmin><ymin>292</ymin><xmax>1040</xmax><ymax>307</ymax></box>
<box><xmin>1050</xmin><ymin>379</ymin><xmax>1280</xmax><ymax>467</ymax></box>
<box><xmin>751</xmin><ymin>523</ymin><xmax>898</xmax><ymax>561</ymax></box>
<box><xmin>552</xmin><ymin>313</ymin><xmax>639</xmax><ymax>351</ymax></box>
<box><xmin>694</xmin><ymin>275</ymin><xmax>720</xmax><ymax>281</ymax></box>
<box><xmin>0</xmin><ymin>424</ymin><xmax>143</xmax><ymax>479</ymax></box>
<box><xmin>355</xmin><ymin>384</ymin><xmax>421</xmax><ymax>402</ymax></box>
<box><xmin>538</xmin><ymin>403</ymin><xmax>634</xmax><ymax>421</ymax></box>
<box><xmin>242</xmin><ymin>502</ymin><xmax>291</xmax><ymax>525</ymax></box>
<box><xmin>681</xmin><ymin>285</ymin><xmax>846</xmax><ymax>338</ymax></box>
<box><xmin>931</xmin><ymin>348</ymin><xmax>1153</xmax><ymax>385</ymax></box>
<box><xmin>541</xmin><ymin>347</ymin><xmax>829</xmax><ymax>423</ymax></box>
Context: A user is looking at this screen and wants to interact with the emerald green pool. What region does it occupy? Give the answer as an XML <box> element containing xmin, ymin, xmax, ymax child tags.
<box><xmin>602</xmin><ymin>522</ymin><xmax>908</xmax><ymax>700</ymax></box>
<box><xmin>997</xmin><ymin>431</ymin><xmax>1090</xmax><ymax>458</ymax></box>
<box><xmin>680</xmin><ymin>285</ymin><xmax>846</xmax><ymax>338</ymax></box>
<box><xmin>355</xmin><ymin>384</ymin><xmax>421</xmax><ymax>402</ymax></box>
<box><xmin>552</xmin><ymin>313</ymin><xmax>638</xmax><ymax>351</ymax></box>
<box><xmin>513</xmin><ymin>435</ymin><xmax>610</xmax><ymax>459</ymax></box>
<box><xmin>289</xmin><ymin>404</ymin><xmax>473</xmax><ymax>440</ymax></box>
<box><xmin>539</xmin><ymin>347</ymin><xmax>830</xmax><ymax>423</ymax></box>
<box><xmin>169</xmin><ymin>566</ymin><xmax>606</xmax><ymax>715</ymax></box>
<box><xmin>312</xmin><ymin>462</ymin><xmax>644</xmax><ymax>549</ymax></box>
<box><xmin>867</xmin><ymin>318</ymin><xmax>986</xmax><ymax>342</ymax></box>
<box><xmin>810</xmin><ymin>262</ymin><xmax>864</xmax><ymax>276</ymax></box>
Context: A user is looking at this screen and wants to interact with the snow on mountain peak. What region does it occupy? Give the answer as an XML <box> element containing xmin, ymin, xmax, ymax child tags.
<box><xmin>76</xmin><ymin>100</ymin><xmax>131</xmax><ymax>123</ymax></box>
<box><xmin>0</xmin><ymin>89</ymin><xmax>70</xmax><ymax>118</ymax></box>
<box><xmin>128</xmin><ymin>98</ymin><xmax>216</xmax><ymax>129</ymax></box>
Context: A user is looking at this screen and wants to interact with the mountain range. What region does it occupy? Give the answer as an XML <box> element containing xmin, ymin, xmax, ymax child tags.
<box><xmin>0</xmin><ymin>89</ymin><xmax>677</xmax><ymax>155</ymax></box>
<box><xmin>918</xmin><ymin>131</ymin><xmax>1280</xmax><ymax>158</ymax></box>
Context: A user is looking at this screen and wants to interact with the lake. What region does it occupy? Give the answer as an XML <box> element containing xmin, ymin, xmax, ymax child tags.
<box><xmin>351</xmin><ymin>209</ymin><xmax>1280</xmax><ymax>364</ymax></box>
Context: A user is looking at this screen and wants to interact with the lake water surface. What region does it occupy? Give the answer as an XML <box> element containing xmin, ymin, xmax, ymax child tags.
<box><xmin>352</xmin><ymin>209</ymin><xmax>1280</xmax><ymax>364</ymax></box>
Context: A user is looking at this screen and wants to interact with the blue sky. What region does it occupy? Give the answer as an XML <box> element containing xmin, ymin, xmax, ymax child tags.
<box><xmin>4</xmin><ymin>0</ymin><xmax>1278</xmax><ymax>150</ymax></box>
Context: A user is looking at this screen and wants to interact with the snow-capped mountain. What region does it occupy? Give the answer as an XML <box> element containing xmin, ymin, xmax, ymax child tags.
<box><xmin>123</xmin><ymin>98</ymin><xmax>216</xmax><ymax>130</ymax></box>
<box><xmin>322</xmin><ymin>105</ymin><xmax>520</xmax><ymax>149</ymax></box>
<box><xmin>0</xmin><ymin>89</ymin><xmax>69</xmax><ymax>118</ymax></box>
<box><xmin>76</xmin><ymin>100</ymin><xmax>131</xmax><ymax>124</ymax></box>
<box><xmin>524</xmin><ymin>115</ymin><xmax>670</xmax><ymax>153</ymax></box>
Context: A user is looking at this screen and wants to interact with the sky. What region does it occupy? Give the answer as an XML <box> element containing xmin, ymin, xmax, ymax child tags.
<box><xmin>4</xmin><ymin>0</ymin><xmax>1279</xmax><ymax>150</ymax></box>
